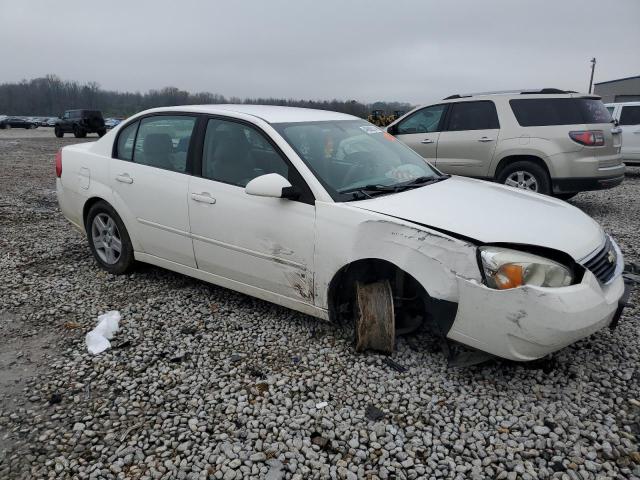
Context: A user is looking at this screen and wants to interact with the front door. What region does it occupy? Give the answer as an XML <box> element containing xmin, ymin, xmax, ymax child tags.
<box><xmin>110</xmin><ymin>115</ymin><xmax>198</xmax><ymax>267</ymax></box>
<box><xmin>436</xmin><ymin>100</ymin><xmax>500</xmax><ymax>178</ymax></box>
<box><xmin>392</xmin><ymin>104</ymin><xmax>447</xmax><ymax>164</ymax></box>
<box><xmin>188</xmin><ymin>117</ymin><xmax>316</xmax><ymax>302</ymax></box>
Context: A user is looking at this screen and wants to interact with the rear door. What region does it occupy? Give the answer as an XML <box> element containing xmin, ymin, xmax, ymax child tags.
<box><xmin>435</xmin><ymin>100</ymin><xmax>500</xmax><ymax>177</ymax></box>
<box><xmin>110</xmin><ymin>114</ymin><xmax>198</xmax><ymax>267</ymax></box>
<box><xmin>618</xmin><ymin>105</ymin><xmax>640</xmax><ymax>160</ymax></box>
<box><xmin>390</xmin><ymin>104</ymin><xmax>447</xmax><ymax>163</ymax></box>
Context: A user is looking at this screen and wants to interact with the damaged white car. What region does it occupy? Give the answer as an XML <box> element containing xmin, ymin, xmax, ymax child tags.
<box><xmin>56</xmin><ymin>105</ymin><xmax>629</xmax><ymax>361</ymax></box>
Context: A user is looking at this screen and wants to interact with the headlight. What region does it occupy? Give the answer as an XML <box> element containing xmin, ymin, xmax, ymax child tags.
<box><xmin>479</xmin><ymin>247</ymin><xmax>573</xmax><ymax>290</ymax></box>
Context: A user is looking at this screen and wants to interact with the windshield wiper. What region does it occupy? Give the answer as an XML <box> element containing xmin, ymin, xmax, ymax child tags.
<box><xmin>340</xmin><ymin>175</ymin><xmax>450</xmax><ymax>199</ymax></box>
<box><xmin>339</xmin><ymin>184</ymin><xmax>399</xmax><ymax>197</ymax></box>
<box><xmin>389</xmin><ymin>174</ymin><xmax>450</xmax><ymax>191</ymax></box>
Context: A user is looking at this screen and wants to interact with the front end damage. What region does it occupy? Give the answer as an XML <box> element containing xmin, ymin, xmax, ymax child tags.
<box><xmin>339</xmin><ymin>217</ymin><xmax>628</xmax><ymax>363</ymax></box>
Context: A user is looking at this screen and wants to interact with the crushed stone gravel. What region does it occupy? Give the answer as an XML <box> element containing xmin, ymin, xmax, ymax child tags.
<box><xmin>0</xmin><ymin>129</ymin><xmax>639</xmax><ymax>480</ymax></box>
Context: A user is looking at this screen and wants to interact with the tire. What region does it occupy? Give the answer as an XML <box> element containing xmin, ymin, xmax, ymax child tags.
<box><xmin>4</xmin><ymin>124</ymin><xmax>11</xmax><ymax>130</ymax></box>
<box><xmin>555</xmin><ymin>192</ymin><xmax>578</xmax><ymax>201</ymax></box>
<box><xmin>54</xmin><ymin>127</ymin><xmax>64</xmax><ymax>138</ymax></box>
<box><xmin>85</xmin><ymin>201</ymin><xmax>135</xmax><ymax>274</ymax></box>
<box><xmin>28</xmin><ymin>124</ymin><xmax>36</xmax><ymax>129</ymax></box>
<box><xmin>97</xmin><ymin>129</ymin><xmax>107</xmax><ymax>137</ymax></box>
<box><xmin>73</xmin><ymin>126</ymin><xmax>86</xmax><ymax>138</ymax></box>
<box><xmin>496</xmin><ymin>161</ymin><xmax>551</xmax><ymax>195</ymax></box>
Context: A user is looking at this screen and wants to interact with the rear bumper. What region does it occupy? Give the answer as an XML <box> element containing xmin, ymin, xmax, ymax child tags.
<box><xmin>552</xmin><ymin>174</ymin><xmax>625</xmax><ymax>193</ymax></box>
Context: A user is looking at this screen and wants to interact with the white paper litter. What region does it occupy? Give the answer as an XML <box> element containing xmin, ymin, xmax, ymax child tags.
<box><xmin>315</xmin><ymin>401</ymin><xmax>328</xmax><ymax>409</ymax></box>
<box><xmin>86</xmin><ymin>311</ymin><xmax>121</xmax><ymax>355</ymax></box>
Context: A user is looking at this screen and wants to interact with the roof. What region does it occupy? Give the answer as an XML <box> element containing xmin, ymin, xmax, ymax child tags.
<box><xmin>594</xmin><ymin>75</ymin><xmax>640</xmax><ymax>86</ymax></box>
<box><xmin>139</xmin><ymin>104</ymin><xmax>359</xmax><ymax>123</ymax></box>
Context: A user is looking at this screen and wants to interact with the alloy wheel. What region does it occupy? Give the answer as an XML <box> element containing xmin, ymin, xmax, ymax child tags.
<box><xmin>91</xmin><ymin>213</ymin><xmax>122</xmax><ymax>264</ymax></box>
<box><xmin>504</xmin><ymin>170</ymin><xmax>538</xmax><ymax>192</ymax></box>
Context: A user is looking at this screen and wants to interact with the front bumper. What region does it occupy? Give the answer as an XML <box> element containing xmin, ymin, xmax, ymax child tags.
<box><xmin>447</xmin><ymin>267</ymin><xmax>627</xmax><ymax>362</ymax></box>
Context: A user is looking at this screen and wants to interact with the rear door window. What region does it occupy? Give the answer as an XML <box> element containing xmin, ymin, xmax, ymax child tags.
<box><xmin>446</xmin><ymin>101</ymin><xmax>499</xmax><ymax>131</ymax></box>
<box><xmin>619</xmin><ymin>106</ymin><xmax>640</xmax><ymax>125</ymax></box>
<box><xmin>396</xmin><ymin>104</ymin><xmax>447</xmax><ymax>134</ymax></box>
<box><xmin>132</xmin><ymin>116</ymin><xmax>196</xmax><ymax>173</ymax></box>
<box><xmin>510</xmin><ymin>98</ymin><xmax>611</xmax><ymax>126</ymax></box>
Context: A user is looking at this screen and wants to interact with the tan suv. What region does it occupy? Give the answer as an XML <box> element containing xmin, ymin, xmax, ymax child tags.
<box><xmin>386</xmin><ymin>89</ymin><xmax>625</xmax><ymax>199</ymax></box>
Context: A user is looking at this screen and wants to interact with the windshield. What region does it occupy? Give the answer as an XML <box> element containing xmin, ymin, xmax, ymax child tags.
<box><xmin>272</xmin><ymin>120</ymin><xmax>441</xmax><ymax>201</ymax></box>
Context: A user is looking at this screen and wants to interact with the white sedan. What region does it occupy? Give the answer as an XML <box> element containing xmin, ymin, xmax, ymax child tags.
<box><xmin>56</xmin><ymin>105</ymin><xmax>628</xmax><ymax>361</ymax></box>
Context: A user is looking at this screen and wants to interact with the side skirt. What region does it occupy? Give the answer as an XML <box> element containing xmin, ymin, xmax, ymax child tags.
<box><xmin>134</xmin><ymin>252</ymin><xmax>329</xmax><ymax>321</ymax></box>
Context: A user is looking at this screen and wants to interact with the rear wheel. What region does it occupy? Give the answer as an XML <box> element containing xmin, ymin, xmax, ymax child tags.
<box><xmin>86</xmin><ymin>201</ymin><xmax>134</xmax><ymax>274</ymax></box>
<box><xmin>54</xmin><ymin>127</ymin><xmax>64</xmax><ymax>138</ymax></box>
<box><xmin>73</xmin><ymin>126</ymin><xmax>86</xmax><ymax>138</ymax></box>
<box><xmin>497</xmin><ymin>161</ymin><xmax>551</xmax><ymax>195</ymax></box>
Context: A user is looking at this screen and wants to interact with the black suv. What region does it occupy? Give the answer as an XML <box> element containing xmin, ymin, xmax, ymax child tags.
<box><xmin>55</xmin><ymin>110</ymin><xmax>107</xmax><ymax>138</ymax></box>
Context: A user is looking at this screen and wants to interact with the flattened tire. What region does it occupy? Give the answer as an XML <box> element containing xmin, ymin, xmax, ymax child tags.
<box><xmin>497</xmin><ymin>161</ymin><xmax>551</xmax><ymax>195</ymax></box>
<box><xmin>86</xmin><ymin>201</ymin><xmax>134</xmax><ymax>274</ymax></box>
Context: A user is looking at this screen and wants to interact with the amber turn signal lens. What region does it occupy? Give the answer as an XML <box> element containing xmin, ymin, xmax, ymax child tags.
<box><xmin>494</xmin><ymin>264</ymin><xmax>524</xmax><ymax>290</ymax></box>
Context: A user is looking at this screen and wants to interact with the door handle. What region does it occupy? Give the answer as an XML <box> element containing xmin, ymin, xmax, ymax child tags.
<box><xmin>478</xmin><ymin>137</ymin><xmax>494</xmax><ymax>142</ymax></box>
<box><xmin>420</xmin><ymin>139</ymin><xmax>434</xmax><ymax>144</ymax></box>
<box><xmin>191</xmin><ymin>192</ymin><xmax>216</xmax><ymax>204</ymax></box>
<box><xmin>115</xmin><ymin>174</ymin><xmax>133</xmax><ymax>184</ymax></box>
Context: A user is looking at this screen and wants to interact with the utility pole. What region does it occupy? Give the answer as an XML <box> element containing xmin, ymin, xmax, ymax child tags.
<box><xmin>588</xmin><ymin>57</ymin><xmax>596</xmax><ymax>94</ymax></box>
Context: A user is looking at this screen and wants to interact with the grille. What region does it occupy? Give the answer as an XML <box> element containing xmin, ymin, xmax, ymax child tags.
<box><xmin>583</xmin><ymin>236</ymin><xmax>617</xmax><ymax>284</ymax></box>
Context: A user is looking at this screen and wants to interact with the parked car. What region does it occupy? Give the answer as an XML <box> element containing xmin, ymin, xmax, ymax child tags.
<box><xmin>386</xmin><ymin>89</ymin><xmax>625</xmax><ymax>199</ymax></box>
<box><xmin>0</xmin><ymin>116</ymin><xmax>38</xmax><ymax>129</ymax></box>
<box><xmin>606</xmin><ymin>102</ymin><xmax>640</xmax><ymax>166</ymax></box>
<box><xmin>104</xmin><ymin>118</ymin><xmax>121</xmax><ymax>129</ymax></box>
<box><xmin>56</xmin><ymin>105</ymin><xmax>628</xmax><ymax>362</ymax></box>
<box><xmin>45</xmin><ymin>117</ymin><xmax>58</xmax><ymax>127</ymax></box>
<box><xmin>55</xmin><ymin>110</ymin><xmax>106</xmax><ymax>138</ymax></box>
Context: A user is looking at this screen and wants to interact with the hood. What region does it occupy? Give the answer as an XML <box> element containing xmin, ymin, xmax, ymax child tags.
<box><xmin>349</xmin><ymin>176</ymin><xmax>604</xmax><ymax>261</ymax></box>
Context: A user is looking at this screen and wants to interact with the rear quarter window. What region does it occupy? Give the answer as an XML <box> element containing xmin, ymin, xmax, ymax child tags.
<box><xmin>115</xmin><ymin>121</ymin><xmax>139</xmax><ymax>161</ymax></box>
<box><xmin>509</xmin><ymin>98</ymin><xmax>611</xmax><ymax>126</ymax></box>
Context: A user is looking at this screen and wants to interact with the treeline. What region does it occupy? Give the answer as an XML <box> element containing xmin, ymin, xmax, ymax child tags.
<box><xmin>0</xmin><ymin>75</ymin><xmax>412</xmax><ymax>119</ymax></box>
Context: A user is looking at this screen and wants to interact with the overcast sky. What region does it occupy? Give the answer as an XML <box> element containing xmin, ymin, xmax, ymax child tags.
<box><xmin>1</xmin><ymin>0</ymin><xmax>639</xmax><ymax>105</ymax></box>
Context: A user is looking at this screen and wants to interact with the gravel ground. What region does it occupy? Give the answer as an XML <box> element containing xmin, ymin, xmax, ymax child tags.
<box><xmin>0</xmin><ymin>128</ymin><xmax>639</xmax><ymax>480</ymax></box>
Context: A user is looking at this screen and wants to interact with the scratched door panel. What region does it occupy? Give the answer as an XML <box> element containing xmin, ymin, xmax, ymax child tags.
<box><xmin>188</xmin><ymin>176</ymin><xmax>316</xmax><ymax>302</ymax></box>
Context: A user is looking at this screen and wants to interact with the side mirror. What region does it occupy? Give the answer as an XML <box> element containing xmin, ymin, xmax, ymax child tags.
<box><xmin>387</xmin><ymin>124</ymin><xmax>397</xmax><ymax>135</ymax></box>
<box><xmin>245</xmin><ymin>173</ymin><xmax>299</xmax><ymax>199</ymax></box>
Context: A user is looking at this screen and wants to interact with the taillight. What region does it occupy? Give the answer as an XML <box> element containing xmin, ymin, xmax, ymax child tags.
<box><xmin>569</xmin><ymin>130</ymin><xmax>605</xmax><ymax>146</ymax></box>
<box><xmin>55</xmin><ymin>149</ymin><xmax>62</xmax><ymax>178</ymax></box>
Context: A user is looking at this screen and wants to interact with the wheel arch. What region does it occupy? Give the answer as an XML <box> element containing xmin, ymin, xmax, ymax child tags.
<box><xmin>326</xmin><ymin>257</ymin><xmax>459</xmax><ymax>336</ymax></box>
<box><xmin>494</xmin><ymin>154</ymin><xmax>552</xmax><ymax>180</ymax></box>
<box><xmin>82</xmin><ymin>197</ymin><xmax>140</xmax><ymax>248</ymax></box>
